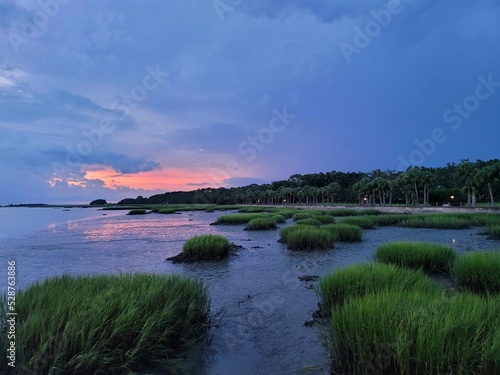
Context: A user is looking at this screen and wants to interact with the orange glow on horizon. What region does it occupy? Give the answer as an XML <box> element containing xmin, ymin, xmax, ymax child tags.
<box><xmin>83</xmin><ymin>166</ymin><xmax>230</xmax><ymax>191</ymax></box>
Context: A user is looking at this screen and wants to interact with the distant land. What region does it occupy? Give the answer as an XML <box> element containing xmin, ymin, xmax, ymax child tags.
<box><xmin>116</xmin><ymin>160</ymin><xmax>499</xmax><ymax>208</ymax></box>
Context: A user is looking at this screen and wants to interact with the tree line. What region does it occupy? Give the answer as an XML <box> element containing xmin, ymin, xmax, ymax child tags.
<box><xmin>117</xmin><ymin>159</ymin><xmax>500</xmax><ymax>208</ymax></box>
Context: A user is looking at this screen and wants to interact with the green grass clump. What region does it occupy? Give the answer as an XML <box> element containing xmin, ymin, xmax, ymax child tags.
<box><xmin>292</xmin><ymin>212</ymin><xmax>316</xmax><ymax>221</ymax></box>
<box><xmin>323</xmin><ymin>224</ymin><xmax>363</xmax><ymax>242</ymax></box>
<box><xmin>453</xmin><ymin>251</ymin><xmax>500</xmax><ymax>293</ymax></box>
<box><xmin>279</xmin><ymin>225</ymin><xmax>303</xmax><ymax>243</ymax></box>
<box><xmin>328</xmin><ymin>209</ymin><xmax>359</xmax><ymax>217</ymax></box>
<box><xmin>462</xmin><ymin>213</ymin><xmax>500</xmax><ymax>227</ymax></box>
<box><xmin>319</xmin><ymin>263</ymin><xmax>440</xmax><ymax>310</ymax></box>
<box><xmin>127</xmin><ymin>209</ymin><xmax>147</xmax><ymax>215</ymax></box>
<box><xmin>238</xmin><ymin>206</ymin><xmax>276</xmax><ymax>213</ymax></box>
<box><xmin>315</xmin><ymin>215</ymin><xmax>336</xmax><ymax>224</ymax></box>
<box><xmin>213</xmin><ymin>213</ymin><xmax>265</xmax><ymax>225</ymax></box>
<box><xmin>368</xmin><ymin>214</ymin><xmax>408</xmax><ymax>226</ymax></box>
<box><xmin>245</xmin><ymin>217</ymin><xmax>277</xmax><ymax>231</ymax></box>
<box><xmin>285</xmin><ymin>227</ymin><xmax>335</xmax><ymax>250</ymax></box>
<box><xmin>329</xmin><ymin>290</ymin><xmax>500</xmax><ymax>375</ymax></box>
<box><xmin>400</xmin><ymin>214</ymin><xmax>471</xmax><ymax>229</ymax></box>
<box><xmin>312</xmin><ymin>210</ymin><xmax>334</xmax><ymax>216</ymax></box>
<box><xmin>487</xmin><ymin>225</ymin><xmax>500</xmax><ymax>240</ymax></box>
<box><xmin>295</xmin><ymin>218</ymin><xmax>321</xmax><ymax>227</ymax></box>
<box><xmin>271</xmin><ymin>214</ymin><xmax>286</xmax><ymax>223</ymax></box>
<box><xmin>375</xmin><ymin>241</ymin><xmax>457</xmax><ymax>274</ymax></box>
<box><xmin>339</xmin><ymin>217</ymin><xmax>376</xmax><ymax>229</ymax></box>
<box><xmin>359</xmin><ymin>209</ymin><xmax>382</xmax><ymax>215</ymax></box>
<box><xmin>0</xmin><ymin>274</ymin><xmax>210</xmax><ymax>374</ymax></box>
<box><xmin>275</xmin><ymin>209</ymin><xmax>302</xmax><ymax>219</ymax></box>
<box><xmin>182</xmin><ymin>234</ymin><xmax>231</xmax><ymax>260</ymax></box>
<box><xmin>158</xmin><ymin>208</ymin><xmax>177</xmax><ymax>214</ymax></box>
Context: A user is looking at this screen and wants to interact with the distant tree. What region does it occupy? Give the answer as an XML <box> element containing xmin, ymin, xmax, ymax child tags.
<box><xmin>420</xmin><ymin>170</ymin><xmax>435</xmax><ymax>207</ymax></box>
<box><xmin>458</xmin><ymin>160</ymin><xmax>480</xmax><ymax>207</ymax></box>
<box><xmin>326</xmin><ymin>182</ymin><xmax>341</xmax><ymax>204</ymax></box>
<box><xmin>405</xmin><ymin>167</ymin><xmax>423</xmax><ymax>206</ymax></box>
<box><xmin>90</xmin><ymin>199</ymin><xmax>108</xmax><ymax>206</ymax></box>
<box><xmin>478</xmin><ymin>161</ymin><xmax>500</xmax><ymax>207</ymax></box>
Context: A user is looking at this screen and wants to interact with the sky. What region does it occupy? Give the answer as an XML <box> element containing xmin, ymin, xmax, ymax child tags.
<box><xmin>0</xmin><ymin>0</ymin><xmax>499</xmax><ymax>204</ymax></box>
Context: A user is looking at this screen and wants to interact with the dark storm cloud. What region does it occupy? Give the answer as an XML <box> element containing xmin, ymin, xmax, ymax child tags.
<box><xmin>166</xmin><ymin>123</ymin><xmax>249</xmax><ymax>153</ymax></box>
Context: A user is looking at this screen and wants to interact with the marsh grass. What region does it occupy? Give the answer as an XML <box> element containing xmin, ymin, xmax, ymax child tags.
<box><xmin>359</xmin><ymin>209</ymin><xmax>382</xmax><ymax>215</ymax></box>
<box><xmin>292</xmin><ymin>212</ymin><xmax>316</xmax><ymax>221</ymax></box>
<box><xmin>245</xmin><ymin>217</ymin><xmax>278</xmax><ymax>231</ymax></box>
<box><xmin>0</xmin><ymin>274</ymin><xmax>210</xmax><ymax>374</ymax></box>
<box><xmin>455</xmin><ymin>213</ymin><xmax>500</xmax><ymax>227</ymax></box>
<box><xmin>275</xmin><ymin>209</ymin><xmax>302</xmax><ymax>219</ymax></box>
<box><xmin>295</xmin><ymin>218</ymin><xmax>322</xmax><ymax>227</ymax></box>
<box><xmin>181</xmin><ymin>235</ymin><xmax>231</xmax><ymax>260</ymax></box>
<box><xmin>487</xmin><ymin>225</ymin><xmax>500</xmax><ymax>240</ymax></box>
<box><xmin>328</xmin><ymin>209</ymin><xmax>360</xmax><ymax>217</ymax></box>
<box><xmin>339</xmin><ymin>217</ymin><xmax>376</xmax><ymax>229</ymax></box>
<box><xmin>453</xmin><ymin>251</ymin><xmax>500</xmax><ymax>293</ymax></box>
<box><xmin>367</xmin><ymin>214</ymin><xmax>408</xmax><ymax>226</ymax></box>
<box><xmin>315</xmin><ymin>215</ymin><xmax>336</xmax><ymax>224</ymax></box>
<box><xmin>279</xmin><ymin>225</ymin><xmax>302</xmax><ymax>243</ymax></box>
<box><xmin>400</xmin><ymin>214</ymin><xmax>471</xmax><ymax>229</ymax></box>
<box><xmin>271</xmin><ymin>214</ymin><xmax>286</xmax><ymax>223</ymax></box>
<box><xmin>330</xmin><ymin>290</ymin><xmax>500</xmax><ymax>375</ymax></box>
<box><xmin>158</xmin><ymin>208</ymin><xmax>177</xmax><ymax>214</ymax></box>
<box><xmin>313</xmin><ymin>210</ymin><xmax>335</xmax><ymax>216</ymax></box>
<box><xmin>238</xmin><ymin>207</ymin><xmax>277</xmax><ymax>213</ymax></box>
<box><xmin>319</xmin><ymin>263</ymin><xmax>440</xmax><ymax>311</ymax></box>
<box><xmin>127</xmin><ymin>209</ymin><xmax>147</xmax><ymax>215</ymax></box>
<box><xmin>323</xmin><ymin>224</ymin><xmax>363</xmax><ymax>242</ymax></box>
<box><xmin>286</xmin><ymin>227</ymin><xmax>335</xmax><ymax>250</ymax></box>
<box><xmin>375</xmin><ymin>241</ymin><xmax>457</xmax><ymax>274</ymax></box>
<box><xmin>213</xmin><ymin>213</ymin><xmax>266</xmax><ymax>225</ymax></box>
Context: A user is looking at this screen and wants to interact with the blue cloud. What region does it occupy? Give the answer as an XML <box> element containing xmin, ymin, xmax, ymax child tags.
<box><xmin>166</xmin><ymin>123</ymin><xmax>249</xmax><ymax>153</ymax></box>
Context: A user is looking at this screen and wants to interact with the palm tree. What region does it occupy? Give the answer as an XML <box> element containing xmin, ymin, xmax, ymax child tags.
<box><xmin>458</xmin><ymin>160</ymin><xmax>479</xmax><ymax>207</ymax></box>
<box><xmin>387</xmin><ymin>178</ymin><xmax>399</xmax><ymax>206</ymax></box>
<box><xmin>405</xmin><ymin>167</ymin><xmax>423</xmax><ymax>206</ymax></box>
<box><xmin>353</xmin><ymin>177</ymin><xmax>371</xmax><ymax>205</ymax></box>
<box><xmin>478</xmin><ymin>162</ymin><xmax>500</xmax><ymax>207</ymax></box>
<box><xmin>302</xmin><ymin>186</ymin><xmax>312</xmax><ymax>205</ymax></box>
<box><xmin>420</xmin><ymin>170</ymin><xmax>435</xmax><ymax>206</ymax></box>
<box><xmin>310</xmin><ymin>186</ymin><xmax>320</xmax><ymax>205</ymax></box>
<box><xmin>352</xmin><ymin>180</ymin><xmax>364</xmax><ymax>205</ymax></box>
<box><xmin>373</xmin><ymin>177</ymin><xmax>390</xmax><ymax>206</ymax></box>
<box><xmin>326</xmin><ymin>182</ymin><xmax>341</xmax><ymax>205</ymax></box>
<box><xmin>396</xmin><ymin>172</ymin><xmax>414</xmax><ymax>206</ymax></box>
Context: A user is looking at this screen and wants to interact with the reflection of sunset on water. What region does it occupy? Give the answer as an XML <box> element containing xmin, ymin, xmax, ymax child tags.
<box><xmin>82</xmin><ymin>215</ymin><xmax>208</xmax><ymax>241</ymax></box>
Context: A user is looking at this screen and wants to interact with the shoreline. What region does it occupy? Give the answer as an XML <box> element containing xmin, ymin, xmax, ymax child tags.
<box><xmin>246</xmin><ymin>204</ymin><xmax>500</xmax><ymax>214</ymax></box>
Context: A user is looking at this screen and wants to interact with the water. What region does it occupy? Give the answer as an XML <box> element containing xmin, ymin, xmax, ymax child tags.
<box><xmin>1</xmin><ymin>208</ymin><xmax>499</xmax><ymax>374</ymax></box>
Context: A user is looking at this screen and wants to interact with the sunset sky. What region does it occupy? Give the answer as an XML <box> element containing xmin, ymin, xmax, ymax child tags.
<box><xmin>1</xmin><ymin>0</ymin><xmax>499</xmax><ymax>204</ymax></box>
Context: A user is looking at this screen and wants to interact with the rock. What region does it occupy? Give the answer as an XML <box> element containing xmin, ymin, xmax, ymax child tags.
<box><xmin>298</xmin><ymin>275</ymin><xmax>319</xmax><ymax>282</ymax></box>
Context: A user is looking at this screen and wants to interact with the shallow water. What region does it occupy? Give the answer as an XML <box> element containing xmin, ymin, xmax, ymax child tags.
<box><xmin>1</xmin><ymin>208</ymin><xmax>499</xmax><ymax>374</ymax></box>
